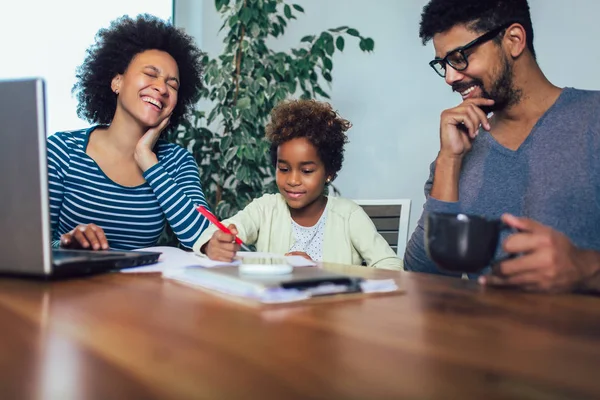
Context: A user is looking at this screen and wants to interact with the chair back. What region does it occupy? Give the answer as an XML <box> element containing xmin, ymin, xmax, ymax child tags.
<box><xmin>352</xmin><ymin>199</ymin><xmax>412</xmax><ymax>257</ymax></box>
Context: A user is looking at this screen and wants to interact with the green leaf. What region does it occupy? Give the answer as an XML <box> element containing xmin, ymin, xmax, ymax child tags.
<box><xmin>323</xmin><ymin>57</ymin><xmax>333</xmax><ymax>71</ymax></box>
<box><xmin>236</xmin><ymin>165</ymin><xmax>249</xmax><ymax>182</ymax></box>
<box><xmin>237</xmin><ymin>97</ymin><xmax>251</xmax><ymax>109</ymax></box>
<box><xmin>320</xmin><ymin>32</ymin><xmax>334</xmax><ymax>43</ymax></box>
<box><xmin>325</xmin><ymin>40</ymin><xmax>334</xmax><ymax>56</ymax></box>
<box><xmin>359</xmin><ymin>39</ymin><xmax>366</xmax><ymax>51</ymax></box>
<box><xmin>313</xmin><ymin>86</ymin><xmax>331</xmax><ymax>99</ymax></box>
<box><xmin>336</xmin><ymin>36</ymin><xmax>345</xmax><ymax>51</ymax></box>
<box><xmin>215</xmin><ymin>0</ymin><xmax>228</xmax><ymax>12</ymax></box>
<box><xmin>275</xmin><ymin>62</ymin><xmax>285</xmax><ymax>77</ymax></box>
<box><xmin>264</xmin><ymin>0</ymin><xmax>277</xmax><ymax>12</ymax></box>
<box><xmin>228</xmin><ymin>15</ymin><xmax>239</xmax><ymax>27</ymax></box>
<box><xmin>244</xmin><ymin>145</ymin><xmax>256</xmax><ymax>161</ymax></box>
<box><xmin>346</xmin><ymin>28</ymin><xmax>360</xmax><ymax>37</ymax></box>
<box><xmin>292</xmin><ymin>4</ymin><xmax>304</xmax><ymax>12</ymax></box>
<box><xmin>256</xmin><ymin>91</ymin><xmax>265</xmax><ymax>106</ymax></box>
<box><xmin>250</xmin><ymin>79</ymin><xmax>261</xmax><ymax>93</ymax></box>
<box><xmin>364</xmin><ymin>37</ymin><xmax>375</xmax><ymax>51</ymax></box>
<box><xmin>224</xmin><ymin>146</ymin><xmax>238</xmax><ymax>164</ymax></box>
<box><xmin>218</xmin><ymin>19</ymin><xmax>228</xmax><ymax>33</ymax></box>
<box><xmin>220</xmin><ymin>135</ymin><xmax>233</xmax><ymax>152</ymax></box>
<box><xmin>207</xmin><ymin>108</ymin><xmax>217</xmax><ymax>125</ymax></box>
<box><xmin>284</xmin><ymin>4</ymin><xmax>292</xmax><ymax>19</ymax></box>
<box><xmin>240</xmin><ymin>7</ymin><xmax>253</xmax><ymax>24</ymax></box>
<box><xmin>288</xmin><ymin>81</ymin><xmax>297</xmax><ymax>93</ymax></box>
<box><xmin>301</xmin><ymin>35</ymin><xmax>315</xmax><ymax>43</ymax></box>
<box><xmin>310</xmin><ymin>46</ymin><xmax>324</xmax><ymax>58</ymax></box>
<box><xmin>258</xmin><ymin>76</ymin><xmax>268</xmax><ymax>88</ymax></box>
<box><xmin>328</xmin><ymin>26</ymin><xmax>349</xmax><ymax>33</ymax></box>
<box><xmin>291</xmin><ymin>48</ymin><xmax>308</xmax><ymax>57</ymax></box>
<box><xmin>271</xmin><ymin>23</ymin><xmax>280</xmax><ymax>37</ymax></box>
<box><xmin>217</xmin><ymin>86</ymin><xmax>227</xmax><ymax>102</ymax></box>
<box><xmin>323</xmin><ymin>71</ymin><xmax>332</xmax><ymax>82</ymax></box>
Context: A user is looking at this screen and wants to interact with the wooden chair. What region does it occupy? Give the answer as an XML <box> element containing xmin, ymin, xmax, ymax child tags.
<box><xmin>352</xmin><ymin>199</ymin><xmax>412</xmax><ymax>257</ymax></box>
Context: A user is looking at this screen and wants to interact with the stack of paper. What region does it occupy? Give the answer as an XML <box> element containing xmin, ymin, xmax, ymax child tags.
<box><xmin>163</xmin><ymin>265</ymin><xmax>399</xmax><ymax>304</ymax></box>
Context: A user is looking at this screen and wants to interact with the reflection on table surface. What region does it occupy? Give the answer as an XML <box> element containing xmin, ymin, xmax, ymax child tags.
<box><xmin>0</xmin><ymin>264</ymin><xmax>598</xmax><ymax>399</ymax></box>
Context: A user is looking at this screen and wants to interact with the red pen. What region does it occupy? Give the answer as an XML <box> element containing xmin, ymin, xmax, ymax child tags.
<box><xmin>196</xmin><ymin>205</ymin><xmax>252</xmax><ymax>252</ymax></box>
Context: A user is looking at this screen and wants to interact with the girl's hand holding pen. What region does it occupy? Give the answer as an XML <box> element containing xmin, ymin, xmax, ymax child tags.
<box><xmin>203</xmin><ymin>224</ymin><xmax>241</xmax><ymax>262</ymax></box>
<box><xmin>196</xmin><ymin>205</ymin><xmax>252</xmax><ymax>255</ymax></box>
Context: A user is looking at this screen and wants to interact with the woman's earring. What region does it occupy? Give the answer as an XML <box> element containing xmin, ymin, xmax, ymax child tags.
<box><xmin>326</xmin><ymin>177</ymin><xmax>331</xmax><ymax>183</ymax></box>
<box><xmin>115</xmin><ymin>89</ymin><xmax>119</xmax><ymax>95</ymax></box>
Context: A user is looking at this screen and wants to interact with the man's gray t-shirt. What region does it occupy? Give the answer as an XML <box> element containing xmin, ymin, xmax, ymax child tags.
<box><xmin>404</xmin><ymin>88</ymin><xmax>600</xmax><ymax>275</ymax></box>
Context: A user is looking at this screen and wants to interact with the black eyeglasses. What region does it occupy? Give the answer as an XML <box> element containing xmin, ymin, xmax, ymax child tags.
<box><xmin>429</xmin><ymin>22</ymin><xmax>513</xmax><ymax>78</ymax></box>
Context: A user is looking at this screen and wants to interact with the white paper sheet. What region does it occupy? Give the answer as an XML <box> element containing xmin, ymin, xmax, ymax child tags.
<box><xmin>122</xmin><ymin>247</ymin><xmax>316</xmax><ymax>273</ymax></box>
<box><xmin>122</xmin><ymin>246</ymin><xmax>238</xmax><ymax>273</ymax></box>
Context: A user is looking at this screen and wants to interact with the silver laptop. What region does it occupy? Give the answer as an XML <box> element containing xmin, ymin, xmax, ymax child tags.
<box><xmin>0</xmin><ymin>78</ymin><xmax>160</xmax><ymax>277</ymax></box>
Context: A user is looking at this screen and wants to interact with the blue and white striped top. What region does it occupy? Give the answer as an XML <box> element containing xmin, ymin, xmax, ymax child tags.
<box><xmin>47</xmin><ymin>126</ymin><xmax>210</xmax><ymax>250</ymax></box>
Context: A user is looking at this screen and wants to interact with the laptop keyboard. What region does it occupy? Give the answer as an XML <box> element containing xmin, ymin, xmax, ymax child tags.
<box><xmin>52</xmin><ymin>249</ymin><xmax>126</xmax><ymax>261</ymax></box>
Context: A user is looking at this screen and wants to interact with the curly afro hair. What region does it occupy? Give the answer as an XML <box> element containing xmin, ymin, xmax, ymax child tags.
<box><xmin>72</xmin><ymin>14</ymin><xmax>204</xmax><ymax>134</ymax></box>
<box><xmin>265</xmin><ymin>99</ymin><xmax>351</xmax><ymax>181</ymax></box>
<box><xmin>419</xmin><ymin>0</ymin><xmax>536</xmax><ymax>59</ymax></box>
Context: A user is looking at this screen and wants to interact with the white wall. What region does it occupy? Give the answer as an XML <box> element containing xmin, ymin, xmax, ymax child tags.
<box><xmin>174</xmin><ymin>0</ymin><xmax>600</xmax><ymax>235</ymax></box>
<box><xmin>0</xmin><ymin>0</ymin><xmax>173</xmax><ymax>136</ymax></box>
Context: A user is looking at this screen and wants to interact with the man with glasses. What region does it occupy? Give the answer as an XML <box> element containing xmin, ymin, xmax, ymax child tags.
<box><xmin>404</xmin><ymin>0</ymin><xmax>600</xmax><ymax>294</ymax></box>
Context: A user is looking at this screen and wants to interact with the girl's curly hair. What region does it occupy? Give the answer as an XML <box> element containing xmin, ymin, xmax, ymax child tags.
<box><xmin>265</xmin><ymin>99</ymin><xmax>351</xmax><ymax>181</ymax></box>
<box><xmin>72</xmin><ymin>14</ymin><xmax>204</xmax><ymax>134</ymax></box>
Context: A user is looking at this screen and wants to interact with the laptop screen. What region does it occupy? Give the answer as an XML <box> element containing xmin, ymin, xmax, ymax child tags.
<box><xmin>0</xmin><ymin>78</ymin><xmax>52</xmax><ymax>275</ymax></box>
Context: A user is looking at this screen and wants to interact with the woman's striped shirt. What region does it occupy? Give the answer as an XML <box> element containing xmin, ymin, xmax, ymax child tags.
<box><xmin>47</xmin><ymin>126</ymin><xmax>210</xmax><ymax>250</ymax></box>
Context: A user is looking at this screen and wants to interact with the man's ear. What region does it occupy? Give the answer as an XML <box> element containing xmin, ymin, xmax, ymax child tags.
<box><xmin>111</xmin><ymin>74</ymin><xmax>122</xmax><ymax>94</ymax></box>
<box><xmin>504</xmin><ymin>23</ymin><xmax>527</xmax><ymax>58</ymax></box>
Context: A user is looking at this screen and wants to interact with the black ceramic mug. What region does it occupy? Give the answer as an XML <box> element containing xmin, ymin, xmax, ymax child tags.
<box><xmin>424</xmin><ymin>212</ymin><xmax>515</xmax><ymax>273</ymax></box>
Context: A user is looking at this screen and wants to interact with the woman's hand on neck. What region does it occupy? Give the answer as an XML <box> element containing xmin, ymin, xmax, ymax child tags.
<box><xmin>134</xmin><ymin>116</ymin><xmax>170</xmax><ymax>172</ymax></box>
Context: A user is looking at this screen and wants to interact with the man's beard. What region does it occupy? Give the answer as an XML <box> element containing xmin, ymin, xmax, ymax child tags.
<box><xmin>482</xmin><ymin>55</ymin><xmax>522</xmax><ymax>114</ymax></box>
<box><xmin>453</xmin><ymin>55</ymin><xmax>522</xmax><ymax>115</ymax></box>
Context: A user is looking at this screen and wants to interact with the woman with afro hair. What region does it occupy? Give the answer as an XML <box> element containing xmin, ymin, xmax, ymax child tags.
<box><xmin>193</xmin><ymin>99</ymin><xmax>402</xmax><ymax>270</ymax></box>
<box><xmin>47</xmin><ymin>14</ymin><xmax>211</xmax><ymax>251</ymax></box>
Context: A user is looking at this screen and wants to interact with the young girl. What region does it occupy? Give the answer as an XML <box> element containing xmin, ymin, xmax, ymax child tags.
<box><xmin>47</xmin><ymin>14</ymin><xmax>211</xmax><ymax>251</ymax></box>
<box><xmin>193</xmin><ymin>99</ymin><xmax>402</xmax><ymax>270</ymax></box>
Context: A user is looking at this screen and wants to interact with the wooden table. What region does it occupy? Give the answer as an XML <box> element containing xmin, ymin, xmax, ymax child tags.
<box><xmin>0</xmin><ymin>264</ymin><xmax>598</xmax><ymax>400</ymax></box>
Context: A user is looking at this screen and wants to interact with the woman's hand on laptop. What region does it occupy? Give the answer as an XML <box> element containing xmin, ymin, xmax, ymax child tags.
<box><xmin>61</xmin><ymin>224</ymin><xmax>109</xmax><ymax>250</ymax></box>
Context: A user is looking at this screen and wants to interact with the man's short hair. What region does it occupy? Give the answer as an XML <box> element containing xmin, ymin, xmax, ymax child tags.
<box><xmin>419</xmin><ymin>0</ymin><xmax>536</xmax><ymax>59</ymax></box>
